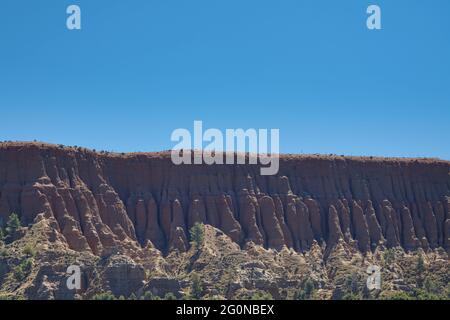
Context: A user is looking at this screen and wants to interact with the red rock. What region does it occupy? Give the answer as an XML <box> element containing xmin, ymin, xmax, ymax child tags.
<box><xmin>238</xmin><ymin>195</ymin><xmax>264</xmax><ymax>245</ymax></box>
<box><xmin>399</xmin><ymin>205</ymin><xmax>419</xmax><ymax>250</ymax></box>
<box><xmin>258</xmin><ymin>196</ymin><xmax>285</xmax><ymax>249</ymax></box>
<box><xmin>328</xmin><ymin>205</ymin><xmax>343</xmax><ymax>246</ymax></box>
<box><xmin>364</xmin><ymin>200</ymin><xmax>383</xmax><ymax>246</ymax></box>
<box><xmin>216</xmin><ymin>194</ymin><xmax>242</xmax><ymax>243</ymax></box>
<box><xmin>0</xmin><ymin>142</ymin><xmax>448</xmax><ymax>255</ymax></box>
<box><xmin>304</xmin><ymin>197</ymin><xmax>323</xmax><ymax>241</ymax></box>
<box><xmin>351</xmin><ymin>201</ymin><xmax>370</xmax><ymax>252</ymax></box>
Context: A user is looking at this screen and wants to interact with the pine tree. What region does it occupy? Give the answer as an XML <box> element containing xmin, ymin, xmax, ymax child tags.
<box><xmin>191</xmin><ymin>273</ymin><xmax>203</xmax><ymax>300</ymax></box>
<box><xmin>129</xmin><ymin>293</ymin><xmax>137</xmax><ymax>300</ymax></box>
<box><xmin>416</xmin><ymin>254</ymin><xmax>426</xmax><ymax>287</ymax></box>
<box><xmin>416</xmin><ymin>254</ymin><xmax>425</xmax><ymax>273</ymax></box>
<box><xmin>189</xmin><ymin>222</ymin><xmax>205</xmax><ymax>251</ymax></box>
<box><xmin>5</xmin><ymin>213</ymin><xmax>21</xmax><ymax>237</ymax></box>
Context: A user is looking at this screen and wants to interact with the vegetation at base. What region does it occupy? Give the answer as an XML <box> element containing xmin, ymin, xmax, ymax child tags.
<box><xmin>383</xmin><ymin>248</ymin><xmax>396</xmax><ymax>266</ymax></box>
<box><xmin>382</xmin><ymin>287</ymin><xmax>449</xmax><ymax>300</ymax></box>
<box><xmin>250</xmin><ymin>291</ymin><xmax>273</xmax><ymax>300</ymax></box>
<box><xmin>92</xmin><ymin>291</ymin><xmax>180</xmax><ymax>301</ymax></box>
<box><xmin>142</xmin><ymin>291</ymin><xmax>178</xmax><ymax>300</ymax></box>
<box><xmin>164</xmin><ymin>293</ymin><xmax>177</xmax><ymax>300</ymax></box>
<box><xmin>295</xmin><ymin>278</ymin><xmax>316</xmax><ymax>300</ymax></box>
<box><xmin>189</xmin><ymin>222</ymin><xmax>205</xmax><ymax>252</ymax></box>
<box><xmin>13</xmin><ymin>258</ymin><xmax>33</xmax><ymax>281</ymax></box>
<box><xmin>415</xmin><ymin>254</ymin><xmax>425</xmax><ymax>287</ymax></box>
<box><xmin>190</xmin><ymin>272</ymin><xmax>204</xmax><ymax>300</ymax></box>
<box><xmin>92</xmin><ymin>292</ymin><xmax>117</xmax><ymax>300</ymax></box>
<box><xmin>5</xmin><ymin>213</ymin><xmax>21</xmax><ymax>236</ymax></box>
<box><xmin>0</xmin><ymin>213</ymin><xmax>21</xmax><ymax>243</ymax></box>
<box><xmin>344</xmin><ymin>272</ymin><xmax>363</xmax><ymax>300</ymax></box>
<box><xmin>23</xmin><ymin>245</ymin><xmax>36</xmax><ymax>257</ymax></box>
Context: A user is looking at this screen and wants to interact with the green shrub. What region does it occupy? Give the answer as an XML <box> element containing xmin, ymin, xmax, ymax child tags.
<box><xmin>191</xmin><ymin>273</ymin><xmax>203</xmax><ymax>300</ymax></box>
<box><xmin>23</xmin><ymin>245</ymin><xmax>36</xmax><ymax>257</ymax></box>
<box><xmin>423</xmin><ymin>277</ymin><xmax>439</xmax><ymax>295</ymax></box>
<box><xmin>142</xmin><ymin>291</ymin><xmax>156</xmax><ymax>300</ymax></box>
<box><xmin>416</xmin><ymin>254</ymin><xmax>425</xmax><ymax>273</ymax></box>
<box><xmin>342</xmin><ymin>292</ymin><xmax>362</xmax><ymax>300</ymax></box>
<box><xmin>416</xmin><ymin>254</ymin><xmax>426</xmax><ymax>287</ymax></box>
<box><xmin>92</xmin><ymin>292</ymin><xmax>117</xmax><ymax>300</ymax></box>
<box><xmin>295</xmin><ymin>278</ymin><xmax>316</xmax><ymax>300</ymax></box>
<box><xmin>189</xmin><ymin>223</ymin><xmax>205</xmax><ymax>251</ymax></box>
<box><xmin>251</xmin><ymin>292</ymin><xmax>273</xmax><ymax>300</ymax></box>
<box><xmin>5</xmin><ymin>213</ymin><xmax>21</xmax><ymax>237</ymax></box>
<box><xmin>164</xmin><ymin>293</ymin><xmax>177</xmax><ymax>300</ymax></box>
<box><xmin>382</xmin><ymin>291</ymin><xmax>415</xmax><ymax>300</ymax></box>
<box><xmin>383</xmin><ymin>249</ymin><xmax>396</xmax><ymax>266</ymax></box>
<box><xmin>13</xmin><ymin>258</ymin><xmax>33</xmax><ymax>281</ymax></box>
<box><xmin>129</xmin><ymin>293</ymin><xmax>137</xmax><ymax>300</ymax></box>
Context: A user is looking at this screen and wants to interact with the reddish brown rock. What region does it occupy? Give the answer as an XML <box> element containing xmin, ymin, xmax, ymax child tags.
<box><xmin>0</xmin><ymin>142</ymin><xmax>448</xmax><ymax>255</ymax></box>
<box><xmin>351</xmin><ymin>201</ymin><xmax>370</xmax><ymax>252</ymax></box>
<box><xmin>364</xmin><ymin>200</ymin><xmax>383</xmax><ymax>246</ymax></box>
<box><xmin>216</xmin><ymin>195</ymin><xmax>242</xmax><ymax>243</ymax></box>
<box><xmin>273</xmin><ymin>195</ymin><xmax>293</xmax><ymax>248</ymax></box>
<box><xmin>381</xmin><ymin>200</ymin><xmax>400</xmax><ymax>248</ymax></box>
<box><xmin>238</xmin><ymin>195</ymin><xmax>264</xmax><ymax>245</ymax></box>
<box><xmin>328</xmin><ymin>205</ymin><xmax>343</xmax><ymax>246</ymax></box>
<box><xmin>145</xmin><ymin>198</ymin><xmax>165</xmax><ymax>249</ymax></box>
<box><xmin>258</xmin><ymin>196</ymin><xmax>285</xmax><ymax>249</ymax></box>
<box><xmin>135</xmin><ymin>199</ymin><xmax>147</xmax><ymax>243</ymax></box>
<box><xmin>304</xmin><ymin>197</ymin><xmax>323</xmax><ymax>241</ymax></box>
<box><xmin>399</xmin><ymin>205</ymin><xmax>419</xmax><ymax>250</ymax></box>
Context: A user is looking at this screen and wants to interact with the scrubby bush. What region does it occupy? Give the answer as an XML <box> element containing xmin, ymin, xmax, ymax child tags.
<box><xmin>5</xmin><ymin>213</ymin><xmax>21</xmax><ymax>236</ymax></box>
<box><xmin>251</xmin><ymin>291</ymin><xmax>273</xmax><ymax>300</ymax></box>
<box><xmin>191</xmin><ymin>273</ymin><xmax>204</xmax><ymax>300</ymax></box>
<box><xmin>164</xmin><ymin>293</ymin><xmax>177</xmax><ymax>300</ymax></box>
<box><xmin>382</xmin><ymin>291</ymin><xmax>415</xmax><ymax>300</ymax></box>
<box><xmin>416</xmin><ymin>254</ymin><xmax>425</xmax><ymax>273</ymax></box>
<box><xmin>142</xmin><ymin>291</ymin><xmax>158</xmax><ymax>300</ymax></box>
<box><xmin>92</xmin><ymin>292</ymin><xmax>117</xmax><ymax>300</ymax></box>
<box><xmin>295</xmin><ymin>278</ymin><xmax>316</xmax><ymax>300</ymax></box>
<box><xmin>189</xmin><ymin>223</ymin><xmax>205</xmax><ymax>251</ymax></box>
<box><xmin>416</xmin><ymin>254</ymin><xmax>426</xmax><ymax>287</ymax></box>
<box><xmin>383</xmin><ymin>248</ymin><xmax>396</xmax><ymax>266</ymax></box>
<box><xmin>1</xmin><ymin>213</ymin><xmax>22</xmax><ymax>243</ymax></box>
<box><xmin>13</xmin><ymin>258</ymin><xmax>33</xmax><ymax>281</ymax></box>
<box><xmin>23</xmin><ymin>245</ymin><xmax>36</xmax><ymax>257</ymax></box>
<box><xmin>129</xmin><ymin>293</ymin><xmax>137</xmax><ymax>300</ymax></box>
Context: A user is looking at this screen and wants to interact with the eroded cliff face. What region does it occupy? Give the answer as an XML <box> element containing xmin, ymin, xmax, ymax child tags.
<box><xmin>1</xmin><ymin>142</ymin><xmax>449</xmax><ymax>256</ymax></box>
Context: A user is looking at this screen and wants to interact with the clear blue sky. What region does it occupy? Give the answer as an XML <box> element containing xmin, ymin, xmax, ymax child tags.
<box><xmin>1</xmin><ymin>0</ymin><xmax>449</xmax><ymax>158</ymax></box>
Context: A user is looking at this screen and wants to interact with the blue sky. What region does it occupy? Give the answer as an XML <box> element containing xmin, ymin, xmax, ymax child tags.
<box><xmin>0</xmin><ymin>0</ymin><xmax>449</xmax><ymax>158</ymax></box>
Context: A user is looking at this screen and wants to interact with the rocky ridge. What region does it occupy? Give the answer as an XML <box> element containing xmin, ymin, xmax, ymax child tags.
<box><xmin>0</xmin><ymin>142</ymin><xmax>449</xmax><ymax>300</ymax></box>
<box><xmin>1</xmin><ymin>142</ymin><xmax>449</xmax><ymax>255</ymax></box>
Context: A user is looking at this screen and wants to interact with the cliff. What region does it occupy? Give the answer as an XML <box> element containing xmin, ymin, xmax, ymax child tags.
<box><xmin>1</xmin><ymin>142</ymin><xmax>449</xmax><ymax>256</ymax></box>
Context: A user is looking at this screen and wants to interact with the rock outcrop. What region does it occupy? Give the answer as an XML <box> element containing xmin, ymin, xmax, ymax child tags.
<box><xmin>0</xmin><ymin>142</ymin><xmax>449</xmax><ymax>255</ymax></box>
